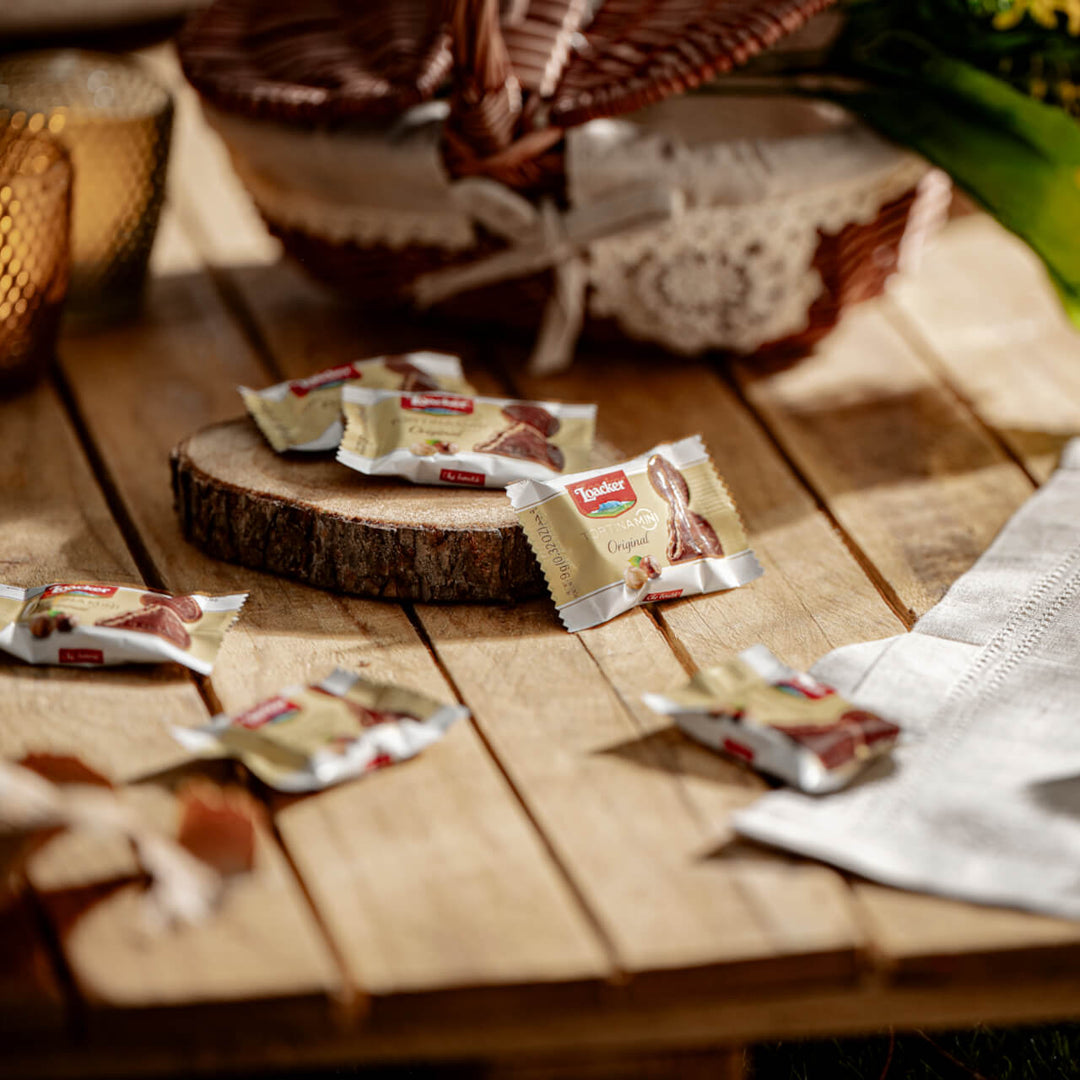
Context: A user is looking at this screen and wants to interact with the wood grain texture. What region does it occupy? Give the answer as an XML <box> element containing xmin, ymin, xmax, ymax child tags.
<box><xmin>56</xmin><ymin>212</ymin><xmax>612</xmax><ymax>1002</ymax></box>
<box><xmin>889</xmin><ymin>215</ymin><xmax>1080</xmax><ymax>484</ymax></box>
<box><xmin>732</xmin><ymin>300</ymin><xmax>1035</xmax><ymax>621</ymax></box>
<box><xmin>172</xmin><ymin>417</ymin><xmax>545</xmax><ymax>601</ymax></box>
<box><xmin>0</xmin><ymin>370</ymin><xmax>343</xmax><ymax>1028</ymax></box>
<box><xmin>506</xmin><ymin>348</ymin><xmax>910</xmax><ymax>965</ymax></box>
<box><xmin>0</xmin><ymin>382</ymin><xmax>181</xmax><ymax>1040</ymax></box>
<box><xmin>0</xmin><ymin>382</ymin><xmax>201</xmax><ymax>783</ymax></box>
<box><xmin>31</xmin><ymin>785</ymin><xmax>338</xmax><ymax>1017</ymax></box>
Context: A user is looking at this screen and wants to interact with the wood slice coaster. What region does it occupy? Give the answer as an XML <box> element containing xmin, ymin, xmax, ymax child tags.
<box><xmin>171</xmin><ymin>417</ymin><xmax>557</xmax><ymax>602</ymax></box>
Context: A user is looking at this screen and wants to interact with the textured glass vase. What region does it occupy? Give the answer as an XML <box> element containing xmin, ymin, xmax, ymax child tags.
<box><xmin>0</xmin><ymin>122</ymin><xmax>71</xmax><ymax>391</ymax></box>
<box><xmin>0</xmin><ymin>50</ymin><xmax>172</xmax><ymax>322</ymax></box>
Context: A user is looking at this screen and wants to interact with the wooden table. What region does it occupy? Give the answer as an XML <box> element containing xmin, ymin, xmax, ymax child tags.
<box><xmin>6</xmin><ymin>51</ymin><xmax>1080</xmax><ymax>1078</ymax></box>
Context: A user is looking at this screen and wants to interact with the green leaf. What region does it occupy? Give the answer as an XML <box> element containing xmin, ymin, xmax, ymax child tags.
<box><xmin>828</xmin><ymin>34</ymin><xmax>1080</xmax><ymax>328</ymax></box>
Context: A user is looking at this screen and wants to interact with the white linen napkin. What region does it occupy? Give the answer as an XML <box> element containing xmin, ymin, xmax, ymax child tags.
<box><xmin>735</xmin><ymin>439</ymin><xmax>1080</xmax><ymax>918</ymax></box>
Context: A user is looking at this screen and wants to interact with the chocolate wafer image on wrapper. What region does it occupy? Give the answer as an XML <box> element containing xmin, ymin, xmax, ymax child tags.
<box><xmin>0</xmin><ymin>582</ymin><xmax>246</xmax><ymax>673</ymax></box>
<box><xmin>240</xmin><ymin>352</ymin><xmax>475</xmax><ymax>453</ymax></box>
<box><xmin>172</xmin><ymin>669</ymin><xmax>468</xmax><ymax>792</ymax></box>
<box><xmin>643</xmin><ymin>646</ymin><xmax>901</xmax><ymax>794</ymax></box>
<box><xmin>337</xmin><ymin>387</ymin><xmax>595</xmax><ymax>487</ymax></box>
<box><xmin>507</xmin><ymin>435</ymin><xmax>762</xmax><ymax>631</ymax></box>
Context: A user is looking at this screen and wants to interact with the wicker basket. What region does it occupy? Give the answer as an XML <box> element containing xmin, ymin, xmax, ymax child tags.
<box><xmin>179</xmin><ymin>0</ymin><xmax>947</xmax><ymax>371</ymax></box>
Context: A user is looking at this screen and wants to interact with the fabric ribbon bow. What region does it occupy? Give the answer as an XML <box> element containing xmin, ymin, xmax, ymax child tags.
<box><xmin>412</xmin><ymin>177</ymin><xmax>678</xmax><ymax>374</ymax></box>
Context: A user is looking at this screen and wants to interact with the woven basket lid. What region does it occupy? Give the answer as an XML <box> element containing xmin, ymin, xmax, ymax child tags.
<box><xmin>178</xmin><ymin>0</ymin><xmax>452</xmax><ymax>123</ymax></box>
<box><xmin>179</xmin><ymin>0</ymin><xmax>835</xmax><ymax>129</ymax></box>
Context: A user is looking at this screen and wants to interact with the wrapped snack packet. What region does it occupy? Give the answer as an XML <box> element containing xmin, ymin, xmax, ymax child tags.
<box><xmin>0</xmin><ymin>582</ymin><xmax>245</xmax><ymax>674</ymax></box>
<box><xmin>241</xmin><ymin>352</ymin><xmax>475</xmax><ymax>453</ymax></box>
<box><xmin>644</xmin><ymin>646</ymin><xmax>901</xmax><ymax>793</ymax></box>
<box><xmin>172</xmin><ymin>669</ymin><xmax>467</xmax><ymax>792</ymax></box>
<box><xmin>337</xmin><ymin>387</ymin><xmax>596</xmax><ymax>488</ymax></box>
<box><xmin>507</xmin><ymin>435</ymin><xmax>761</xmax><ymax>631</ymax></box>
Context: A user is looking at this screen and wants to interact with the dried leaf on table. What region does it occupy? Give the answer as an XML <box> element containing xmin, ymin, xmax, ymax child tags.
<box><xmin>0</xmin><ymin>756</ymin><xmax>261</xmax><ymax>929</ymax></box>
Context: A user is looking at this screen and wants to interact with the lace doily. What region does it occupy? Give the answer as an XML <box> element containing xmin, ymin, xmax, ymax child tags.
<box><xmin>568</xmin><ymin>106</ymin><xmax>934</xmax><ymax>353</ymax></box>
<box><xmin>582</xmin><ymin>154</ymin><xmax>930</xmax><ymax>354</ymax></box>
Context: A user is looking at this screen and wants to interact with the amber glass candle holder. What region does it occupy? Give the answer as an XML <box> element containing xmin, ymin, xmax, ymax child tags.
<box><xmin>0</xmin><ymin>122</ymin><xmax>71</xmax><ymax>392</ymax></box>
<box><xmin>0</xmin><ymin>50</ymin><xmax>173</xmax><ymax>322</ymax></box>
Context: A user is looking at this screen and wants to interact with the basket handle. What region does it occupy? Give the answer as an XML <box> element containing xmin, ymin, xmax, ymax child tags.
<box><xmin>444</xmin><ymin>0</ymin><xmax>523</xmax><ymax>168</ymax></box>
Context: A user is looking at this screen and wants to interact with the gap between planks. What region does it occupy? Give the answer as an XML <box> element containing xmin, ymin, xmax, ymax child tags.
<box><xmin>395</xmin><ymin>600</ymin><xmax>628</xmax><ymax>982</ymax></box>
<box><xmin>716</xmin><ymin>361</ymin><xmax>918</xmax><ymax>631</ymax></box>
<box><xmin>882</xmin><ymin>214</ymin><xmax>1080</xmax><ymax>489</ymax></box>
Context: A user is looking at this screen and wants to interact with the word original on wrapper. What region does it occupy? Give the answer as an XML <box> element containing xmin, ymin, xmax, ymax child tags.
<box><xmin>507</xmin><ymin>435</ymin><xmax>762</xmax><ymax>631</ymax></box>
<box><xmin>240</xmin><ymin>352</ymin><xmax>475</xmax><ymax>453</ymax></box>
<box><xmin>644</xmin><ymin>646</ymin><xmax>901</xmax><ymax>793</ymax></box>
<box><xmin>337</xmin><ymin>388</ymin><xmax>597</xmax><ymax>487</ymax></box>
<box><xmin>171</xmin><ymin>670</ymin><xmax>468</xmax><ymax>792</ymax></box>
<box><xmin>0</xmin><ymin>582</ymin><xmax>246</xmax><ymax>674</ymax></box>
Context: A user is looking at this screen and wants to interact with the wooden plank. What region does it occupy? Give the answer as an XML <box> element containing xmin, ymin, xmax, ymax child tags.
<box><xmin>55</xmin><ymin>213</ymin><xmax>611</xmax><ymax>1006</ymax></box>
<box><xmin>0</xmin><ymin>379</ymin><xmax>180</xmax><ymax>1040</ymax></box>
<box><xmin>889</xmin><ymin>215</ymin><xmax>1080</xmax><ymax>483</ymax></box>
<box><xmin>12</xmin><ymin>958</ymin><xmax>1080</xmax><ymax>1076</ymax></box>
<box><xmin>0</xmin><ymin>380</ymin><xmax>199</xmax><ymax>783</ymax></box>
<box><xmin>0</xmin><ymin>374</ymin><xmax>343</xmax><ymax>1036</ymax></box>
<box><xmin>731</xmin><ymin>299</ymin><xmax>1035</xmax><ymax>621</ymax></box>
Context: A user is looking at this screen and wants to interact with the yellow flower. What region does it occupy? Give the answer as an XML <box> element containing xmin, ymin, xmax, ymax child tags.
<box><xmin>992</xmin><ymin>0</ymin><xmax>1080</xmax><ymax>33</ymax></box>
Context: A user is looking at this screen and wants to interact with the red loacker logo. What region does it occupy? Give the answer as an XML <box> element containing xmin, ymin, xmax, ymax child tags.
<box><xmin>288</xmin><ymin>364</ymin><xmax>362</xmax><ymax>397</ymax></box>
<box><xmin>400</xmin><ymin>393</ymin><xmax>473</xmax><ymax>414</ymax></box>
<box><xmin>568</xmin><ymin>470</ymin><xmax>636</xmax><ymax>518</ymax></box>
<box><xmin>234</xmin><ymin>696</ymin><xmax>301</xmax><ymax>729</ymax></box>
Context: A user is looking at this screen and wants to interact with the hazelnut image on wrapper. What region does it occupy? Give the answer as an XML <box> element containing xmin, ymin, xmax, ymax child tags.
<box><xmin>410</xmin><ymin>442</ymin><xmax>437</xmax><ymax>457</ymax></box>
<box><xmin>640</xmin><ymin>556</ymin><xmax>662</xmax><ymax>579</ymax></box>
<box><xmin>624</xmin><ymin>564</ymin><xmax>649</xmax><ymax>590</ymax></box>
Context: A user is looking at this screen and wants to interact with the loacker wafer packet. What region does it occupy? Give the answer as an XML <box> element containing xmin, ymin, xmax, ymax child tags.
<box><xmin>337</xmin><ymin>387</ymin><xmax>596</xmax><ymax>488</ymax></box>
<box><xmin>240</xmin><ymin>352</ymin><xmax>475</xmax><ymax>453</ymax></box>
<box><xmin>0</xmin><ymin>582</ymin><xmax>246</xmax><ymax>674</ymax></box>
<box><xmin>507</xmin><ymin>435</ymin><xmax>762</xmax><ymax>631</ymax></box>
<box><xmin>643</xmin><ymin>646</ymin><xmax>901</xmax><ymax>794</ymax></box>
<box><xmin>171</xmin><ymin>669</ymin><xmax>467</xmax><ymax>792</ymax></box>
